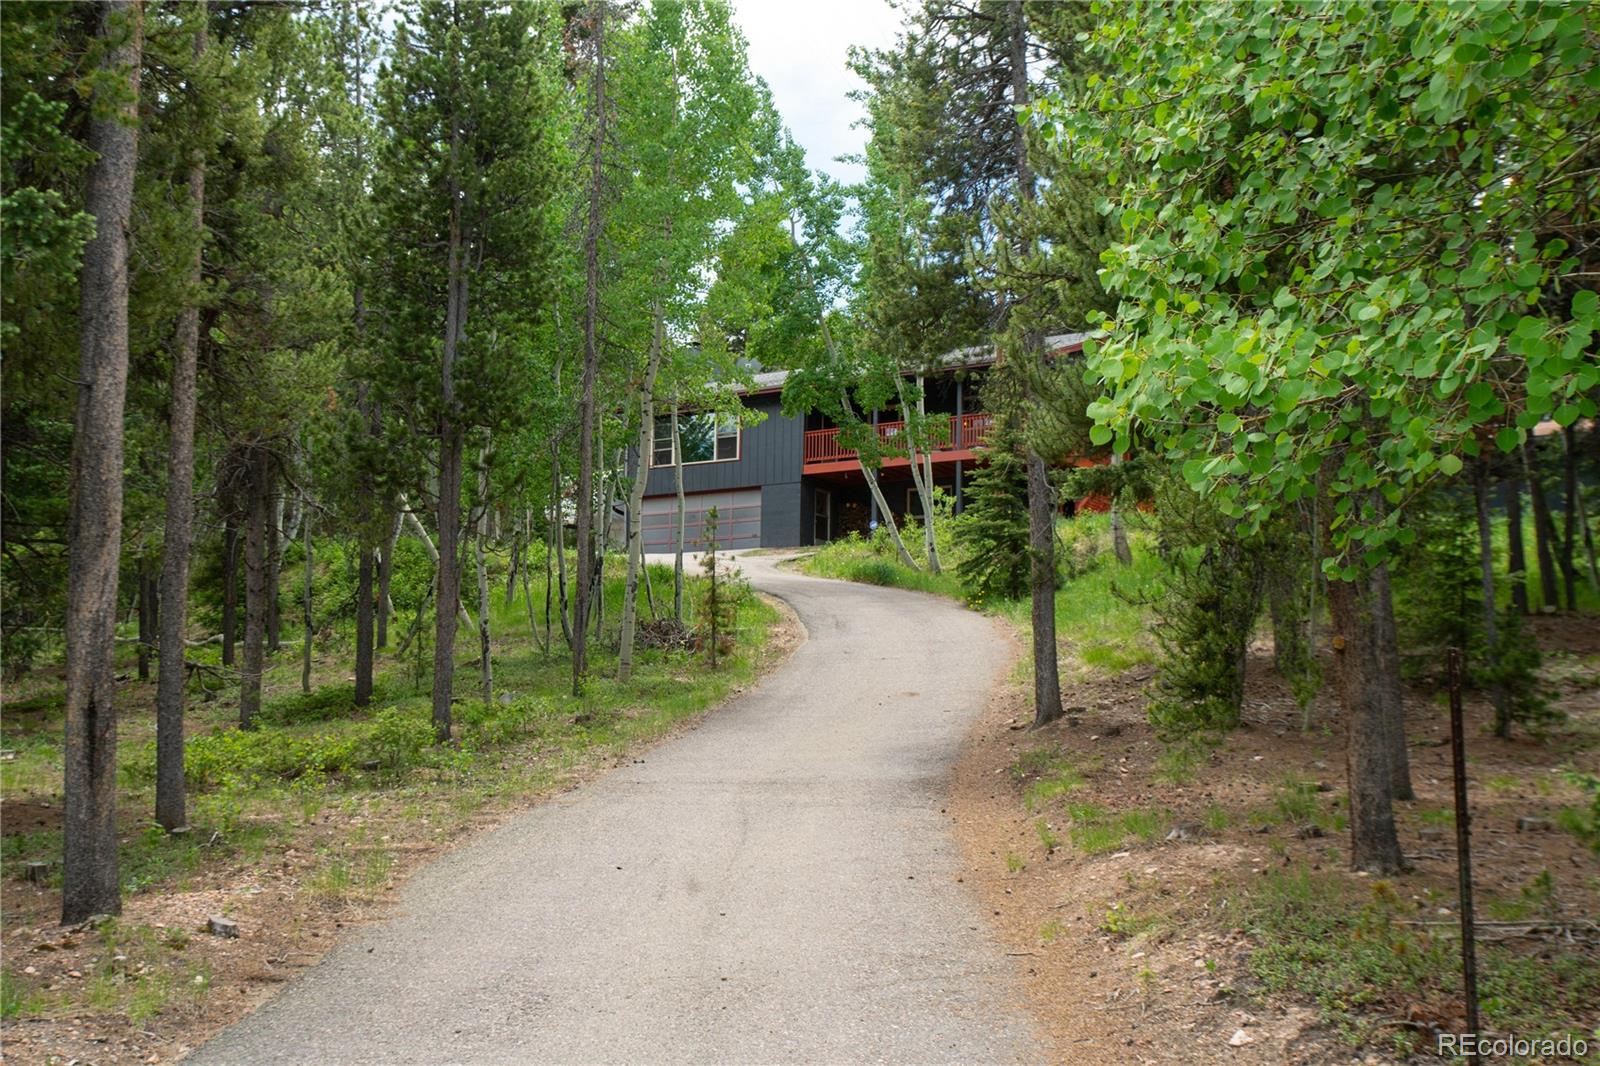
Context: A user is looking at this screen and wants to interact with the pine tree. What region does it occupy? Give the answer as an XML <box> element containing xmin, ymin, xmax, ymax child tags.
<box><xmin>955</xmin><ymin>416</ymin><xmax>1031</xmax><ymax>605</ymax></box>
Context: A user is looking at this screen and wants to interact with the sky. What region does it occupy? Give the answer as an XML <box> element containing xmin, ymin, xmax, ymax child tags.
<box><xmin>730</xmin><ymin>0</ymin><xmax>904</xmax><ymax>189</ymax></box>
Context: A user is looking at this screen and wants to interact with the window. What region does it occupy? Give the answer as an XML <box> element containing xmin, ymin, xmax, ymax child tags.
<box><xmin>905</xmin><ymin>486</ymin><xmax>924</xmax><ymax>518</ymax></box>
<box><xmin>652</xmin><ymin>412</ymin><xmax>738</xmax><ymax>466</ymax></box>
<box><xmin>814</xmin><ymin>488</ymin><xmax>831</xmax><ymax>543</ymax></box>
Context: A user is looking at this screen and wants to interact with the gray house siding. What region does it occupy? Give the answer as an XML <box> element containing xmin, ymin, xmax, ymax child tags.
<box><xmin>642</xmin><ymin>393</ymin><xmax>801</xmax><ymax>497</ymax></box>
<box><xmin>759</xmin><ymin>483</ymin><xmax>802</xmax><ymax>548</ymax></box>
<box><xmin>639</xmin><ymin>392</ymin><xmax>809</xmax><ymax>547</ymax></box>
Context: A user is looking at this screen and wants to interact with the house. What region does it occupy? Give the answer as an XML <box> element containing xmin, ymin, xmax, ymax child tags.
<box><xmin>638</xmin><ymin>333</ymin><xmax>1087</xmax><ymax>552</ymax></box>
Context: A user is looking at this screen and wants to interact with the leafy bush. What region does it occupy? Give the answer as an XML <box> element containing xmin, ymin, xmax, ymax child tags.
<box><xmin>185</xmin><ymin>728</ymin><xmax>360</xmax><ymax>789</ymax></box>
<box><xmin>456</xmin><ymin>696</ymin><xmax>553</xmax><ymax>750</ymax></box>
<box><xmin>360</xmin><ymin>707</ymin><xmax>433</xmax><ymax>770</ymax></box>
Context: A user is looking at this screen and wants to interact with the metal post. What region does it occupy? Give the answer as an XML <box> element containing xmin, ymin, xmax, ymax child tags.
<box><xmin>1446</xmin><ymin>647</ymin><xmax>1481</xmax><ymax>1064</ymax></box>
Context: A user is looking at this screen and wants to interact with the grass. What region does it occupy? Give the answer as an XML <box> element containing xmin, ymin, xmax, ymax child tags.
<box><xmin>1244</xmin><ymin>867</ymin><xmax>1600</xmax><ymax>1052</ymax></box>
<box><xmin>1247</xmin><ymin>773</ymin><xmax>1346</xmax><ymax>834</ymax></box>
<box><xmin>0</xmin><ymin>919</ymin><xmax>213</xmax><ymax>1025</ymax></box>
<box><xmin>798</xmin><ymin>534</ymin><xmax>965</xmax><ymax>598</ymax></box>
<box><xmin>0</xmin><ymin>552</ymin><xmax>783</xmax><ymax>1026</ymax></box>
<box><xmin>1012</xmin><ymin>745</ymin><xmax>1087</xmax><ymax>811</ymax></box>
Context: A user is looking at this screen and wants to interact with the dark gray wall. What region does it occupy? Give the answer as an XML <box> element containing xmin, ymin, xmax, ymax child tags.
<box><xmin>642</xmin><ymin>393</ymin><xmax>801</xmax><ymax>497</ymax></box>
<box><xmin>760</xmin><ymin>482</ymin><xmax>803</xmax><ymax>548</ymax></box>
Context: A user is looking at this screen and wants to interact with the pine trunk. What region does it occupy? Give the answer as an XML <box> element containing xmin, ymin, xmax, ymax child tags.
<box><xmin>241</xmin><ymin>445</ymin><xmax>270</xmax><ymax>729</ymax></box>
<box><xmin>1524</xmin><ymin>440</ymin><xmax>1560</xmax><ymax>610</ymax></box>
<box><xmin>1327</xmin><ymin>570</ymin><xmax>1406</xmax><ymax>874</ymax></box>
<box><xmin>476</xmin><ymin>526</ymin><xmax>492</xmax><ymax>704</ymax></box>
<box><xmin>1560</xmin><ymin>425</ymin><xmax>1578</xmax><ymax>610</ymax></box>
<box><xmin>355</xmin><ymin>545</ymin><xmax>374</xmax><ymax>706</ymax></box>
<box><xmin>1026</xmin><ymin>450</ymin><xmax>1063</xmax><ymax>726</ymax></box>
<box><xmin>1505</xmin><ymin>477</ymin><xmax>1529</xmax><ymax>615</ymax></box>
<box><xmin>156</xmin><ymin>8</ymin><xmax>204</xmax><ymax>828</ymax></box>
<box><xmin>475</xmin><ymin>446</ymin><xmax>492</xmax><ymax>704</ymax></box>
<box><xmin>221</xmin><ymin>514</ymin><xmax>238</xmax><ymax>666</ymax></box>
<box><xmin>301</xmin><ymin>491</ymin><xmax>314</xmax><ymax>695</ymax></box>
<box><xmin>1369</xmin><ymin>562</ymin><xmax>1413</xmax><ymax>801</ymax></box>
<box><xmin>136</xmin><ymin>555</ymin><xmax>156</xmax><ymax>681</ymax></box>
<box><xmin>265</xmin><ymin>490</ymin><xmax>282</xmax><ymax>652</ymax></box>
<box><xmin>63</xmin><ymin>0</ymin><xmax>142</xmax><ymax>923</ymax></box>
<box><xmin>1476</xmin><ymin>463</ymin><xmax>1511</xmax><ymax>736</ymax></box>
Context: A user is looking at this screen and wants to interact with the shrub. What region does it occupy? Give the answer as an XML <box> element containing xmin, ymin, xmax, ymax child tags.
<box><xmin>1142</xmin><ymin>478</ymin><xmax>1264</xmax><ymax>739</ymax></box>
<box><xmin>359</xmin><ymin>707</ymin><xmax>433</xmax><ymax>771</ymax></box>
<box><xmin>185</xmin><ymin>728</ymin><xmax>359</xmax><ymax>789</ymax></box>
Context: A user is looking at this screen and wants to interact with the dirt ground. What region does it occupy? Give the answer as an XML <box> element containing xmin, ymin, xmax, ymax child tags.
<box><xmin>0</xmin><ymin>595</ymin><xmax>804</xmax><ymax>1066</ymax></box>
<box><xmin>950</xmin><ymin>617</ymin><xmax>1600</xmax><ymax>1065</ymax></box>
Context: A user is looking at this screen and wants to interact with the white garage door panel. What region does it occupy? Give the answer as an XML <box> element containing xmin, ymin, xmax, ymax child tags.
<box><xmin>642</xmin><ymin>489</ymin><xmax>761</xmax><ymax>552</ymax></box>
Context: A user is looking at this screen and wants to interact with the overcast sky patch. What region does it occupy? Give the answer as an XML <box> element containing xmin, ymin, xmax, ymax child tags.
<box><xmin>731</xmin><ymin>0</ymin><xmax>903</xmax><ymax>189</ymax></box>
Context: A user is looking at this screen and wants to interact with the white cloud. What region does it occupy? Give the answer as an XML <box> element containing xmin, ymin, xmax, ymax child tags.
<box><xmin>731</xmin><ymin>0</ymin><xmax>904</xmax><ymax>188</ymax></box>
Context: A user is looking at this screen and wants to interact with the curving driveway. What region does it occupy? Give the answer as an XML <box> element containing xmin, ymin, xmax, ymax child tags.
<box><xmin>189</xmin><ymin>554</ymin><xmax>1044</xmax><ymax>1065</ymax></box>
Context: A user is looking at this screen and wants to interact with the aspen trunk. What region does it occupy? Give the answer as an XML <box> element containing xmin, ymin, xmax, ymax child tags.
<box><xmin>531</xmin><ymin>512</ymin><xmax>550</xmax><ymax>653</ymax></box>
<box><xmin>377</xmin><ymin>511</ymin><xmax>400</xmax><ymax>649</ymax></box>
<box><xmin>401</xmin><ymin>497</ymin><xmax>475</xmax><ymax>631</ymax></box>
<box><xmin>1109</xmin><ymin>451</ymin><xmax>1132</xmax><ymax>566</ymax></box>
<box><xmin>574</xmin><ymin>2</ymin><xmax>606</xmax><ymax>695</ymax></box>
<box><xmin>897</xmin><ymin>375</ymin><xmax>941</xmax><ymax>573</ymax></box>
<box><xmin>62</xmin><ymin>0</ymin><xmax>142</xmax><ymax>923</ymax></box>
<box><xmin>672</xmin><ymin>401</ymin><xmax>686</xmax><ymax>622</ymax></box>
<box><xmin>505</xmin><ymin>528</ymin><xmax>519</xmax><ymax>608</ymax></box>
<box><xmin>553</xmin><ymin>473</ymin><xmax>573</xmax><ymax>650</ymax></box>
<box><xmin>620</xmin><ymin>303</ymin><xmax>664</xmax><ymax>682</ymax></box>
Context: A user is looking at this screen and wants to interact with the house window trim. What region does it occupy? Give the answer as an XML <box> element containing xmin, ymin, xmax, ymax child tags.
<box><xmin>651</xmin><ymin>411</ymin><xmax>740</xmax><ymax>468</ymax></box>
<box><xmin>905</xmin><ymin>485</ymin><xmax>926</xmax><ymax>517</ymax></box>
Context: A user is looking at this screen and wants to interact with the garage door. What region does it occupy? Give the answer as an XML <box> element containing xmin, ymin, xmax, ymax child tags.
<box><xmin>641</xmin><ymin>489</ymin><xmax>761</xmax><ymax>552</ymax></box>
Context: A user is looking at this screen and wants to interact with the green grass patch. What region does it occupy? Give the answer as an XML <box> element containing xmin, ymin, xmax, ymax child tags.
<box><xmin>798</xmin><ymin>534</ymin><xmax>966</xmax><ymax>598</ymax></box>
<box><xmin>1244</xmin><ymin>868</ymin><xmax>1600</xmax><ymax>1051</ymax></box>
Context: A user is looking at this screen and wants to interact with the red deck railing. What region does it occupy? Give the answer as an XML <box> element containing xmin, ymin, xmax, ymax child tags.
<box><xmin>803</xmin><ymin>412</ymin><xmax>993</xmax><ymax>466</ymax></box>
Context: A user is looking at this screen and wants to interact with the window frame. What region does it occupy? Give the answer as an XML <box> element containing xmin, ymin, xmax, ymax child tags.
<box><xmin>651</xmin><ymin>410</ymin><xmax>740</xmax><ymax>468</ymax></box>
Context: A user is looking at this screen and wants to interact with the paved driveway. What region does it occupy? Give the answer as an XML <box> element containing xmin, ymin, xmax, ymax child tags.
<box><xmin>190</xmin><ymin>554</ymin><xmax>1043</xmax><ymax>1064</ymax></box>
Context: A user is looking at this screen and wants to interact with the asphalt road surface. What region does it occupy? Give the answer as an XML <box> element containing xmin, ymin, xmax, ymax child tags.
<box><xmin>190</xmin><ymin>553</ymin><xmax>1044</xmax><ymax>1065</ymax></box>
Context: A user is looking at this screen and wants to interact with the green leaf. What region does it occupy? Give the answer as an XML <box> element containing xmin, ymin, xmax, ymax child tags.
<box><xmin>1495</xmin><ymin>426</ymin><xmax>1522</xmax><ymax>453</ymax></box>
<box><xmin>1089</xmin><ymin>424</ymin><xmax>1114</xmax><ymax>446</ymax></box>
<box><xmin>1438</xmin><ymin>454</ymin><xmax>1463</xmax><ymax>476</ymax></box>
